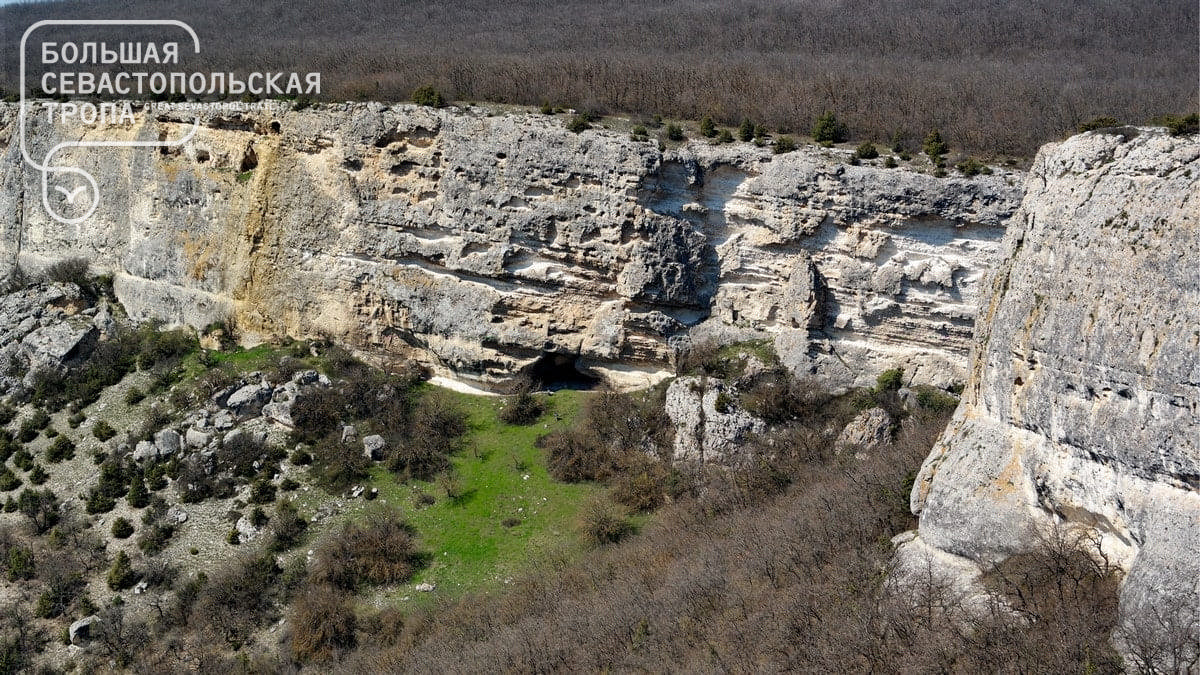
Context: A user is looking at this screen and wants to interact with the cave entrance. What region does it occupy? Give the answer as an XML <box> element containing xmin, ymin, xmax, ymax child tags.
<box><xmin>523</xmin><ymin>352</ymin><xmax>600</xmax><ymax>391</ymax></box>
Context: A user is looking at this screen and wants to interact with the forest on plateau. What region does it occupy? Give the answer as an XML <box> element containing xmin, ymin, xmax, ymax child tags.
<box><xmin>2</xmin><ymin>0</ymin><xmax>1197</xmax><ymax>155</ymax></box>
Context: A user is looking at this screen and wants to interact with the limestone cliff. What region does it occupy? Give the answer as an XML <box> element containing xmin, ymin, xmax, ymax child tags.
<box><xmin>905</xmin><ymin>127</ymin><xmax>1200</xmax><ymax>656</ymax></box>
<box><xmin>0</xmin><ymin>101</ymin><xmax>1021</xmax><ymax>389</ymax></box>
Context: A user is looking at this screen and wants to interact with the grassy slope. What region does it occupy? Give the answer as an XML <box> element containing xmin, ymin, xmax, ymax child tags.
<box><xmin>362</xmin><ymin>388</ymin><xmax>600</xmax><ymax>605</ymax></box>
<box><xmin>90</xmin><ymin>340</ymin><xmax>606</xmax><ymax>607</ymax></box>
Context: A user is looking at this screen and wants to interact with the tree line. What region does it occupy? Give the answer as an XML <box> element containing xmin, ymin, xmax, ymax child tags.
<box><xmin>0</xmin><ymin>0</ymin><xmax>1196</xmax><ymax>155</ymax></box>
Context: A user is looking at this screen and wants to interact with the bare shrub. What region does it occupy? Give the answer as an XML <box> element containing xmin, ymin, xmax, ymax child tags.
<box><xmin>189</xmin><ymin>554</ymin><xmax>282</xmax><ymax>648</ymax></box>
<box><xmin>289</xmin><ymin>387</ymin><xmax>347</xmax><ymax>443</ymax></box>
<box><xmin>309</xmin><ymin>434</ymin><xmax>371</xmax><ymax>491</ymax></box>
<box><xmin>216</xmin><ymin>432</ymin><xmax>271</xmax><ymax>479</ymax></box>
<box><xmin>542</xmin><ymin>388</ymin><xmax>670</xmax><ymax>484</ymax></box>
<box><xmin>268</xmin><ymin>499</ymin><xmax>308</xmax><ymax>552</ymax></box>
<box><xmin>0</xmin><ymin>604</ymin><xmax>38</xmax><ymax>674</ymax></box>
<box><xmin>389</xmin><ymin>393</ymin><xmax>467</xmax><ymax>479</ymax></box>
<box><xmin>540</xmin><ymin>428</ymin><xmax>611</xmax><ymax>483</ymax></box>
<box><xmin>499</xmin><ymin>377</ymin><xmax>544</xmax><ymax>425</ymax></box>
<box><xmin>578</xmin><ymin>497</ymin><xmax>636</xmax><ymax>546</ymax></box>
<box><xmin>309</xmin><ymin>508</ymin><xmax>424</xmax><ymax>591</ymax></box>
<box><xmin>175</xmin><ymin>456</ymin><xmax>215</xmax><ymax>503</ymax></box>
<box><xmin>1119</xmin><ymin>592</ymin><xmax>1200</xmax><ymax>674</ymax></box>
<box><xmin>674</xmin><ymin>337</ymin><xmax>727</xmax><ymax>377</ymax></box>
<box><xmin>43</xmin><ymin>257</ymin><xmax>91</xmax><ymax>288</ymax></box>
<box><xmin>289</xmin><ymin>585</ymin><xmax>357</xmax><ymax>663</ymax></box>
<box><xmin>975</xmin><ymin>526</ymin><xmax>1123</xmax><ymax>672</ymax></box>
<box><xmin>609</xmin><ymin>457</ymin><xmax>669</xmax><ymax>512</ymax></box>
<box><xmin>92</xmin><ymin>602</ymin><xmax>148</xmax><ymax>667</ymax></box>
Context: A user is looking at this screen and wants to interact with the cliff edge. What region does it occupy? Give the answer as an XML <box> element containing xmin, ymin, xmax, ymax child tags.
<box><xmin>0</xmin><ymin>101</ymin><xmax>1020</xmax><ymax>390</ymax></box>
<box><xmin>906</xmin><ymin>126</ymin><xmax>1200</xmax><ymax>658</ymax></box>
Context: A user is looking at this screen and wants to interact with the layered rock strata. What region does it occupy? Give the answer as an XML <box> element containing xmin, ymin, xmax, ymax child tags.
<box><xmin>0</xmin><ymin>101</ymin><xmax>1021</xmax><ymax>389</ymax></box>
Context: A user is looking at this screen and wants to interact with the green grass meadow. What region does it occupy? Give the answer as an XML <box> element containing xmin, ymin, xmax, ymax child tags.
<box><xmin>358</xmin><ymin>388</ymin><xmax>604</xmax><ymax>604</ymax></box>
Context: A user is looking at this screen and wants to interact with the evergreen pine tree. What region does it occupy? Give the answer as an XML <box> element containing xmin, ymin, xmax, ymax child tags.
<box><xmin>127</xmin><ymin>472</ymin><xmax>149</xmax><ymax>508</ymax></box>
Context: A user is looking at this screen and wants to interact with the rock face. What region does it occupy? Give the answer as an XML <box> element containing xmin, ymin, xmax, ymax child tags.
<box><xmin>0</xmin><ymin>101</ymin><xmax>1021</xmax><ymax>390</ymax></box>
<box><xmin>0</xmin><ymin>282</ymin><xmax>101</xmax><ymax>393</ymax></box>
<box><xmin>906</xmin><ymin>128</ymin><xmax>1200</xmax><ymax>657</ymax></box>
<box><xmin>664</xmin><ymin>376</ymin><xmax>766</xmax><ymax>461</ymax></box>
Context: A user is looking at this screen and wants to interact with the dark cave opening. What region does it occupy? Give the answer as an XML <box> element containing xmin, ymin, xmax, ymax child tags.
<box><xmin>523</xmin><ymin>352</ymin><xmax>600</xmax><ymax>391</ymax></box>
<box><xmin>240</xmin><ymin>147</ymin><xmax>258</xmax><ymax>172</ymax></box>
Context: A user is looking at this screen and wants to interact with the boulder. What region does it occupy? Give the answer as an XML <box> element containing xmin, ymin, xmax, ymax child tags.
<box><xmin>19</xmin><ymin>320</ymin><xmax>96</xmax><ymax>369</ymax></box>
<box><xmin>262</xmin><ymin>401</ymin><xmax>294</xmax><ymax>427</ymax></box>
<box><xmin>362</xmin><ymin>434</ymin><xmax>387</xmax><ymax>460</ymax></box>
<box><xmin>291</xmin><ymin>369</ymin><xmax>320</xmax><ymax>386</ymax></box>
<box><xmin>167</xmin><ymin>506</ymin><xmax>188</xmax><ymax>524</ymax></box>
<box><xmin>184</xmin><ymin>409</ymin><xmax>210</xmax><ymax>429</ymax></box>
<box><xmin>92</xmin><ymin>303</ymin><xmax>117</xmax><ymax>337</ymax></box>
<box><xmin>185</xmin><ymin>428</ymin><xmax>212</xmax><ymax>449</ymax></box>
<box><xmin>226</xmin><ymin>382</ymin><xmax>272</xmax><ymax>415</ymax></box>
<box><xmin>235</xmin><ymin>515</ymin><xmax>259</xmax><ymax>542</ymax></box>
<box><xmin>69</xmin><ymin>615</ymin><xmax>100</xmax><ymax>645</ymax></box>
<box><xmin>132</xmin><ymin>440</ymin><xmax>159</xmax><ymax>462</ymax></box>
<box><xmin>153</xmin><ymin>429</ymin><xmax>182</xmax><ymax>456</ymax></box>
<box><xmin>272</xmin><ymin>381</ymin><xmax>299</xmax><ymax>403</ymax></box>
<box><xmin>222</xmin><ymin>427</ymin><xmax>268</xmax><ymax>448</ymax></box>
<box><xmin>213</xmin><ymin>410</ymin><xmax>235</xmax><ymax>430</ymax></box>
<box><xmin>16</xmin><ymin>320</ymin><xmax>97</xmax><ymax>392</ymax></box>
<box><xmin>341</xmin><ymin>425</ymin><xmax>358</xmax><ymax>443</ymax></box>
<box><xmin>896</xmin><ymin>387</ymin><xmax>920</xmax><ymax>411</ymax></box>
<box><xmin>835</xmin><ymin>408</ymin><xmax>892</xmax><ymax>453</ymax></box>
<box><xmin>210</xmin><ymin>384</ymin><xmax>240</xmax><ymax>407</ymax></box>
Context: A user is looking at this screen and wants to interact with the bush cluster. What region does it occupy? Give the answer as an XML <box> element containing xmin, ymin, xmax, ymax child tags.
<box><xmin>1154</xmin><ymin>112</ymin><xmax>1199</xmax><ymax>136</ymax></box>
<box><xmin>812</xmin><ymin>112</ymin><xmax>848</xmax><ymax>144</ymax></box>
<box><xmin>309</xmin><ymin>509</ymin><xmax>425</xmax><ymax>590</ymax></box>
<box><xmin>499</xmin><ymin>378</ymin><xmax>543</xmax><ymax>425</ymax></box>
<box><xmin>29</xmin><ymin>324</ymin><xmax>198</xmax><ymax>411</ymax></box>
<box><xmin>411</xmin><ymin>85</ymin><xmax>445</xmax><ymax>107</ymax></box>
<box><xmin>290</xmin><ymin>585</ymin><xmax>357</xmax><ymax>662</ymax></box>
<box><xmin>43</xmin><ymin>258</ymin><xmax>91</xmax><ymax>290</ymax></box>
<box><xmin>388</xmin><ymin>394</ymin><xmax>467</xmax><ymax>480</ymax></box>
<box><xmin>268</xmin><ymin>500</ymin><xmax>308</xmax><ymax>551</ymax></box>
<box><xmin>539</xmin><ymin>389</ymin><xmax>673</xmax><ymax>513</ymax></box>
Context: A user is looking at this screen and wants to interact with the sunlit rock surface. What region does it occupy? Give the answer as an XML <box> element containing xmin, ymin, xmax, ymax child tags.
<box><xmin>905</xmin><ymin>127</ymin><xmax>1200</xmax><ymax>657</ymax></box>
<box><xmin>0</xmin><ymin>101</ymin><xmax>1021</xmax><ymax>390</ymax></box>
